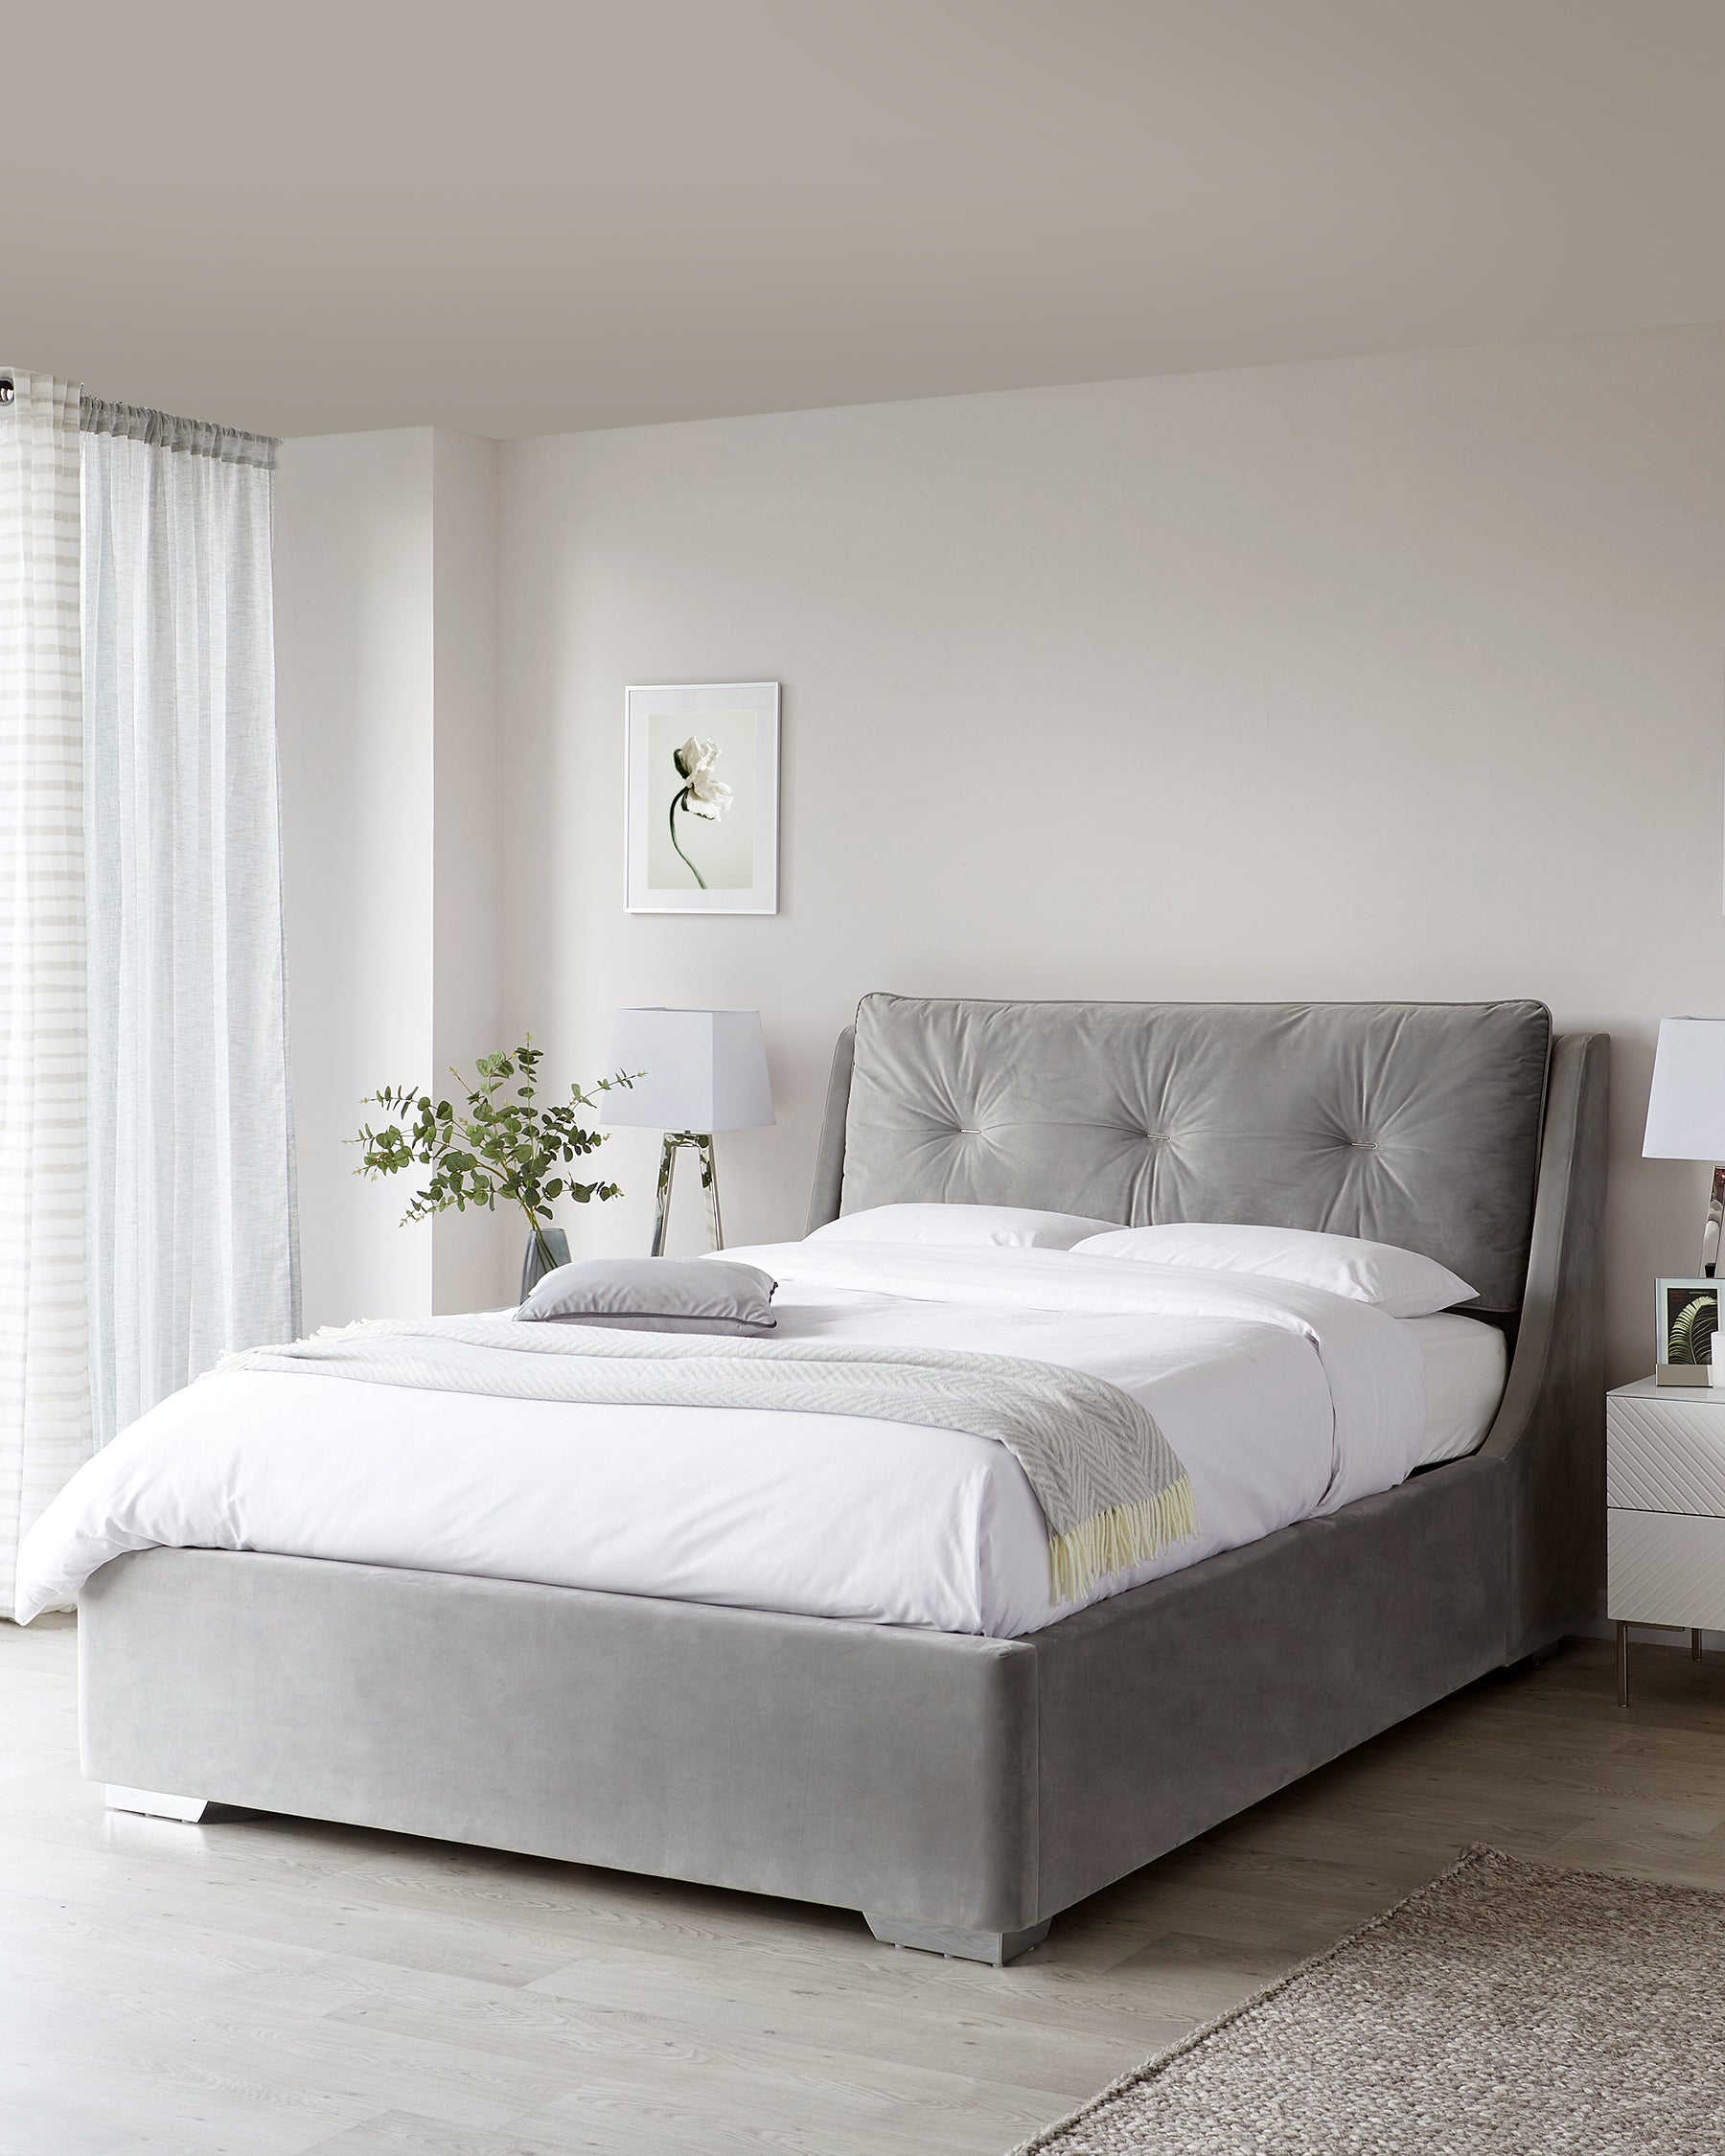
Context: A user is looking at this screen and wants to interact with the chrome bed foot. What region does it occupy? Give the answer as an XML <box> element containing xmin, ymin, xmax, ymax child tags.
<box><xmin>105</xmin><ymin>1785</ymin><xmax>209</xmax><ymax>1823</ymax></box>
<box><xmin>864</xmin><ymin>1913</ymin><xmax>1051</xmax><ymax>1964</ymax></box>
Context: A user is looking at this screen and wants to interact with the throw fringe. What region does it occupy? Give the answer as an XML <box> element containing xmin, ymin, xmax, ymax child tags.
<box><xmin>1049</xmin><ymin>1474</ymin><xmax>1199</xmax><ymax>1604</ymax></box>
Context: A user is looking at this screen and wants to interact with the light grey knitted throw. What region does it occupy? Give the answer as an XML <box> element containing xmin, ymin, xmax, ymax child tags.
<box><xmin>220</xmin><ymin>1317</ymin><xmax>1197</xmax><ymax>1602</ymax></box>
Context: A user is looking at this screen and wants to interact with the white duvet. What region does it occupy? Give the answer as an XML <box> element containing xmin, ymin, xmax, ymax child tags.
<box><xmin>18</xmin><ymin>1242</ymin><xmax>1449</xmax><ymax>1638</ymax></box>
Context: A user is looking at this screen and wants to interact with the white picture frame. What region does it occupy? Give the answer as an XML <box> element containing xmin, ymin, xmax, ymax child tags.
<box><xmin>1656</xmin><ymin>1274</ymin><xmax>1720</xmax><ymax>1387</ymax></box>
<box><xmin>625</xmin><ymin>682</ymin><xmax>780</xmax><ymax>915</ymax></box>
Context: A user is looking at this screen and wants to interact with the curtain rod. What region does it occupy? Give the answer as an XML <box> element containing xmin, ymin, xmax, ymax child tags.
<box><xmin>80</xmin><ymin>397</ymin><xmax>278</xmax><ymax>469</ymax></box>
<box><xmin>0</xmin><ymin>378</ymin><xmax>277</xmax><ymax>464</ymax></box>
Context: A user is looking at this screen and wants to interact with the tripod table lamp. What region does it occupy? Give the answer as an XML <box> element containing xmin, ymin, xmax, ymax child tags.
<box><xmin>1643</xmin><ymin>1017</ymin><xmax>1725</xmax><ymax>1276</ymax></box>
<box><xmin>606</xmin><ymin>1008</ymin><xmax>774</xmax><ymax>1253</ymax></box>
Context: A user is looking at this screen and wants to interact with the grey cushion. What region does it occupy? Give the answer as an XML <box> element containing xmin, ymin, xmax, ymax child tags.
<box><xmin>834</xmin><ymin>996</ymin><xmax>1552</xmax><ymax>1313</ymax></box>
<box><xmin>516</xmin><ymin>1257</ymin><xmax>777</xmax><ymax>1334</ymax></box>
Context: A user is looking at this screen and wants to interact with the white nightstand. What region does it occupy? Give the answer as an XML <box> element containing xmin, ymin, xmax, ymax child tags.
<box><xmin>1607</xmin><ymin>1377</ymin><xmax>1725</xmax><ymax>1703</ymax></box>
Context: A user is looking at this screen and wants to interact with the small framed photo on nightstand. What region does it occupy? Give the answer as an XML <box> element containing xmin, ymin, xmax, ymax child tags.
<box><xmin>1657</xmin><ymin>1276</ymin><xmax>1720</xmax><ymax>1387</ymax></box>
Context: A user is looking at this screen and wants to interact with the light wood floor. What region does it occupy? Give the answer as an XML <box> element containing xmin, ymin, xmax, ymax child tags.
<box><xmin>4</xmin><ymin>1620</ymin><xmax>1724</xmax><ymax>2156</ymax></box>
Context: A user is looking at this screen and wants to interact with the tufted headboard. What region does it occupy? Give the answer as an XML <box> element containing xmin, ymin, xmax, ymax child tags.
<box><xmin>808</xmin><ymin>995</ymin><xmax>1554</xmax><ymax>1314</ymax></box>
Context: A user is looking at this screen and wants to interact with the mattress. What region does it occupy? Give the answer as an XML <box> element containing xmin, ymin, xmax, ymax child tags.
<box><xmin>16</xmin><ymin>1244</ymin><xmax>1506</xmax><ymax>1640</ymax></box>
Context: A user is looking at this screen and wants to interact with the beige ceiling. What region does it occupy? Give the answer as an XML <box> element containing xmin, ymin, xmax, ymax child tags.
<box><xmin>6</xmin><ymin>0</ymin><xmax>1723</xmax><ymax>441</ymax></box>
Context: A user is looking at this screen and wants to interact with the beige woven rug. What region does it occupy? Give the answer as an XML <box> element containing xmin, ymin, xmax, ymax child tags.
<box><xmin>1015</xmin><ymin>1846</ymin><xmax>1725</xmax><ymax>2155</ymax></box>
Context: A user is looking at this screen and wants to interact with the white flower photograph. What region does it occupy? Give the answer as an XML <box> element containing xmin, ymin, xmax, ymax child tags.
<box><xmin>653</xmin><ymin>721</ymin><xmax>746</xmax><ymax>890</ymax></box>
<box><xmin>626</xmin><ymin>682</ymin><xmax>779</xmax><ymax>914</ymax></box>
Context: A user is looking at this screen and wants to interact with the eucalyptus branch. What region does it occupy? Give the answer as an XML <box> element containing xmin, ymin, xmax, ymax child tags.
<box><xmin>353</xmin><ymin>1041</ymin><xmax>636</xmax><ymax>1251</ymax></box>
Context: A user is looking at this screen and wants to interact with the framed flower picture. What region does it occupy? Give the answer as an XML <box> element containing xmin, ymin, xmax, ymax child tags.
<box><xmin>625</xmin><ymin>682</ymin><xmax>779</xmax><ymax>915</ymax></box>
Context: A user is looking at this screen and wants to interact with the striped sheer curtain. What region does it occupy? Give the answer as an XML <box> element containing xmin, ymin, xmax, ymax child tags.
<box><xmin>0</xmin><ymin>374</ymin><xmax>91</xmax><ymax>1617</ymax></box>
<box><xmin>81</xmin><ymin>403</ymin><xmax>298</xmax><ymax>1447</ymax></box>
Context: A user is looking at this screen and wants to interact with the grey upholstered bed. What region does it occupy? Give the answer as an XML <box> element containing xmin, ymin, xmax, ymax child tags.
<box><xmin>79</xmin><ymin>996</ymin><xmax>1607</xmax><ymax>1963</ymax></box>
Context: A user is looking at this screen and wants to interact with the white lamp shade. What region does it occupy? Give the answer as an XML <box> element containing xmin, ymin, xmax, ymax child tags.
<box><xmin>605</xmin><ymin>1008</ymin><xmax>775</xmax><ymax>1133</ymax></box>
<box><xmin>1643</xmin><ymin>1018</ymin><xmax>1725</xmax><ymax>1159</ymax></box>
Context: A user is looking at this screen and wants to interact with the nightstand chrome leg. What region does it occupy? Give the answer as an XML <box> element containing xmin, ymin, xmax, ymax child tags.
<box><xmin>1694</xmin><ymin>1628</ymin><xmax>1705</xmax><ymax>1662</ymax></box>
<box><xmin>1617</xmin><ymin>1621</ymin><xmax>1630</xmax><ymax>1708</ymax></box>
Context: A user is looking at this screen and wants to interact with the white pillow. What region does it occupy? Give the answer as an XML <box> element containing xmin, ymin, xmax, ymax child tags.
<box><xmin>809</xmin><ymin>1203</ymin><xmax>1123</xmax><ymax>1251</ymax></box>
<box><xmin>1072</xmin><ymin>1223</ymin><xmax>1477</xmax><ymax>1318</ymax></box>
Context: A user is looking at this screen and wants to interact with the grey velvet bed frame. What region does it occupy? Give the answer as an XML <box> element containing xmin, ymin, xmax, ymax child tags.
<box><xmin>80</xmin><ymin>996</ymin><xmax>1607</xmax><ymax>1964</ymax></box>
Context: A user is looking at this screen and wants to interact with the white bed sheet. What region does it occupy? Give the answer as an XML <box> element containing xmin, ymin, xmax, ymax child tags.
<box><xmin>1405</xmin><ymin>1312</ymin><xmax>1506</xmax><ymax>1466</ymax></box>
<box><xmin>18</xmin><ymin>1243</ymin><xmax>1466</xmax><ymax>1639</ymax></box>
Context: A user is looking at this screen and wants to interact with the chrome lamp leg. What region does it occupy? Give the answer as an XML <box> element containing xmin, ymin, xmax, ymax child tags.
<box><xmin>651</xmin><ymin>1135</ymin><xmax>678</xmax><ymax>1256</ymax></box>
<box><xmin>650</xmin><ymin>1132</ymin><xmax>723</xmax><ymax>1253</ymax></box>
<box><xmin>695</xmin><ymin>1134</ymin><xmax>723</xmax><ymax>1250</ymax></box>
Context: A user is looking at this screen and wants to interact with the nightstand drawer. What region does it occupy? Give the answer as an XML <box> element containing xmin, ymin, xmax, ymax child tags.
<box><xmin>1606</xmin><ymin>1390</ymin><xmax>1725</xmax><ymax>1515</ymax></box>
<box><xmin>1608</xmin><ymin>1509</ymin><xmax>1725</xmax><ymax>1629</ymax></box>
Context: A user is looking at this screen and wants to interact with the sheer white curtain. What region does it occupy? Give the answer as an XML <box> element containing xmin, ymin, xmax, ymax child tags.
<box><xmin>81</xmin><ymin>402</ymin><xmax>297</xmax><ymax>1448</ymax></box>
<box><xmin>0</xmin><ymin>373</ymin><xmax>91</xmax><ymax>1617</ymax></box>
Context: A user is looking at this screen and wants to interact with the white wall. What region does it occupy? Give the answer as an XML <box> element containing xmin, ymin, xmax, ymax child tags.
<box><xmin>276</xmin><ymin>427</ymin><xmax>508</xmax><ymax>1328</ymax></box>
<box><xmin>276</xmin><ymin>429</ymin><xmax>436</xmax><ymax>1327</ymax></box>
<box><xmin>494</xmin><ymin>325</ymin><xmax>1725</xmax><ymax>1382</ymax></box>
<box><xmin>428</xmin><ymin>430</ymin><xmax>508</xmax><ymax>1315</ymax></box>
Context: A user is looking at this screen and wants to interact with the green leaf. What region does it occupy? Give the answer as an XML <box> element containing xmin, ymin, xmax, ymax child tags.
<box><xmin>1669</xmin><ymin>1295</ymin><xmax>1718</xmax><ymax>1364</ymax></box>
